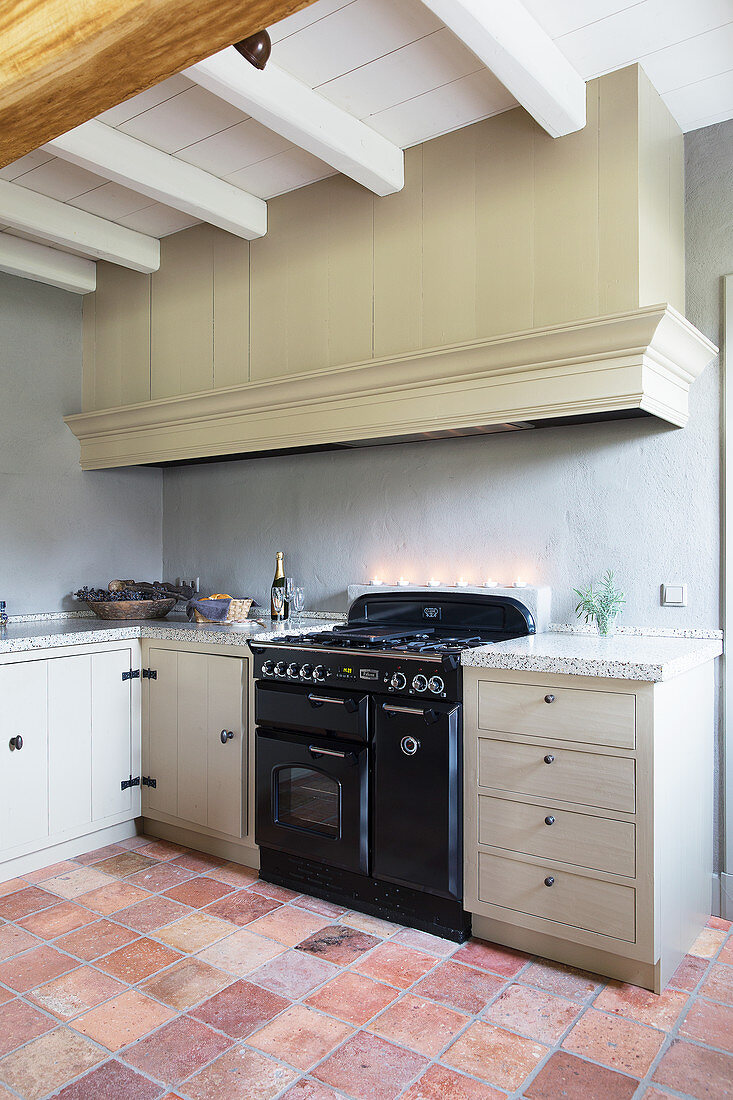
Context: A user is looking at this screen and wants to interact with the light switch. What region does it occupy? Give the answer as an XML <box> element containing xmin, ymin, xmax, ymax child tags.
<box><xmin>661</xmin><ymin>584</ymin><xmax>687</xmax><ymax>607</ymax></box>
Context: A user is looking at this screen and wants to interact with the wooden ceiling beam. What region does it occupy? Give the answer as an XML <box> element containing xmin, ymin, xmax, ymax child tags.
<box><xmin>0</xmin><ymin>0</ymin><xmax>318</xmax><ymax>169</ymax></box>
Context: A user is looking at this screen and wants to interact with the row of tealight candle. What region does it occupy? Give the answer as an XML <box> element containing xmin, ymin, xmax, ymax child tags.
<box><xmin>369</xmin><ymin>577</ymin><xmax>528</xmax><ymax>589</ymax></box>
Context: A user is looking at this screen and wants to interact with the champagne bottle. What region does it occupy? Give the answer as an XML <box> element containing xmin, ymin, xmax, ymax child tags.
<box><xmin>271</xmin><ymin>551</ymin><xmax>287</xmax><ymax>621</ymax></box>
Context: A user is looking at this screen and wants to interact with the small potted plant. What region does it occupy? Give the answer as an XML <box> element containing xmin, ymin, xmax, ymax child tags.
<box><xmin>573</xmin><ymin>570</ymin><xmax>625</xmax><ymax>636</ymax></box>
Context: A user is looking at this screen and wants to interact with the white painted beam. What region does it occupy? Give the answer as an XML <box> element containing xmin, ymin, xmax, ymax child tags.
<box><xmin>186</xmin><ymin>48</ymin><xmax>404</xmax><ymax>196</ymax></box>
<box><xmin>419</xmin><ymin>0</ymin><xmax>586</xmax><ymax>137</ymax></box>
<box><xmin>45</xmin><ymin>119</ymin><xmax>267</xmax><ymax>240</ymax></box>
<box><xmin>0</xmin><ymin>234</ymin><xmax>96</xmax><ymax>294</ymax></box>
<box><xmin>0</xmin><ymin>178</ymin><xmax>159</xmax><ymax>271</ymax></box>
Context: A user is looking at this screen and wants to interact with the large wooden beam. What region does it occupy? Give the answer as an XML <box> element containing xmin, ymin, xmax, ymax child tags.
<box><xmin>0</xmin><ymin>0</ymin><xmax>318</xmax><ymax>169</ymax></box>
<box><xmin>46</xmin><ymin>120</ymin><xmax>268</xmax><ymax>240</ymax></box>
<box><xmin>0</xmin><ymin>235</ymin><xmax>96</xmax><ymax>294</ymax></box>
<box><xmin>187</xmin><ymin>49</ymin><xmax>404</xmax><ymax>196</ymax></box>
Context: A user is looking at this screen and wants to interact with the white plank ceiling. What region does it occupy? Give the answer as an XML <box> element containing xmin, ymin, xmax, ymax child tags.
<box><xmin>1</xmin><ymin>0</ymin><xmax>731</xmax><ymax>278</ymax></box>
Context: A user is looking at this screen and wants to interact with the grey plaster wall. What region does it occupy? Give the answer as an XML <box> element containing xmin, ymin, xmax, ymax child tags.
<box><xmin>0</xmin><ymin>272</ymin><xmax>163</xmax><ymax>615</ymax></box>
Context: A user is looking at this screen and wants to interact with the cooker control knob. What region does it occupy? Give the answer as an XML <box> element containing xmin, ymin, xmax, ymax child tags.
<box><xmin>287</xmin><ymin>662</ymin><xmax>300</xmax><ymax>678</ymax></box>
<box><xmin>300</xmin><ymin>664</ymin><xmax>314</xmax><ymax>680</ymax></box>
<box><xmin>390</xmin><ymin>672</ymin><xmax>407</xmax><ymax>691</ymax></box>
<box><xmin>262</xmin><ymin>660</ymin><xmax>274</xmax><ymax>676</ymax></box>
<box><xmin>412</xmin><ymin>674</ymin><xmax>428</xmax><ymax>693</ymax></box>
<box><xmin>313</xmin><ymin>665</ymin><xmax>327</xmax><ymax>682</ymax></box>
<box><xmin>428</xmin><ymin>675</ymin><xmax>445</xmax><ymax>694</ymax></box>
<box><xmin>274</xmin><ymin>661</ymin><xmax>287</xmax><ymax>677</ymax></box>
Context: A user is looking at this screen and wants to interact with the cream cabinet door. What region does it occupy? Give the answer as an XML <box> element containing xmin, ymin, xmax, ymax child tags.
<box><xmin>91</xmin><ymin>648</ymin><xmax>136</xmax><ymax>821</ymax></box>
<box><xmin>144</xmin><ymin>648</ymin><xmax>179</xmax><ymax>818</ymax></box>
<box><xmin>177</xmin><ymin>652</ymin><xmax>209</xmax><ymax>828</ymax></box>
<box><xmin>206</xmin><ymin>654</ymin><xmax>245</xmax><ymax>838</ymax></box>
<box><xmin>0</xmin><ymin>661</ymin><xmax>49</xmax><ymax>851</ymax></box>
<box><xmin>48</xmin><ymin>654</ymin><xmax>93</xmax><ymax>834</ymax></box>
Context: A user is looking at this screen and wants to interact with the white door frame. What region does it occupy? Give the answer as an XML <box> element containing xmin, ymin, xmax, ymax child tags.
<box><xmin>723</xmin><ymin>273</ymin><xmax>733</xmax><ymax>917</ymax></box>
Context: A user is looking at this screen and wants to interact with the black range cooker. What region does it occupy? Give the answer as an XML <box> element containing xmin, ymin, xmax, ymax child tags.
<box><xmin>248</xmin><ymin>590</ymin><xmax>535</xmax><ymax>941</ymax></box>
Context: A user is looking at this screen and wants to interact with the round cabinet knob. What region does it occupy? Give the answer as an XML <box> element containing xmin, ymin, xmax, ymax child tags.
<box><xmin>401</xmin><ymin>736</ymin><xmax>420</xmax><ymax>756</ymax></box>
<box><xmin>220</xmin><ymin>730</ymin><xmax>234</xmax><ymax>744</ymax></box>
<box><xmin>427</xmin><ymin>675</ymin><xmax>445</xmax><ymax>694</ymax></box>
<box><xmin>312</xmin><ymin>665</ymin><xmax>327</xmax><ymax>683</ymax></box>
<box><xmin>544</xmin><ymin>876</ymin><xmax>555</xmax><ymax>887</ymax></box>
<box><xmin>390</xmin><ymin>672</ymin><xmax>407</xmax><ymax>691</ymax></box>
<box><xmin>8</xmin><ymin>735</ymin><xmax>23</xmax><ymax>751</ymax></box>
<box><xmin>543</xmin><ymin>754</ymin><xmax>555</xmax><ymax>765</ymax></box>
<box><xmin>262</xmin><ymin>660</ymin><xmax>274</xmax><ymax>676</ymax></box>
<box><xmin>274</xmin><ymin>661</ymin><xmax>287</xmax><ymax>677</ymax></box>
<box><xmin>287</xmin><ymin>662</ymin><xmax>300</xmax><ymax>679</ymax></box>
<box><xmin>412</xmin><ymin>674</ymin><xmax>428</xmax><ymax>693</ymax></box>
<box><xmin>544</xmin><ymin>815</ymin><xmax>555</xmax><ymax>826</ymax></box>
<box><xmin>544</xmin><ymin>694</ymin><xmax>555</xmax><ymax>704</ymax></box>
<box><xmin>300</xmin><ymin>664</ymin><xmax>314</xmax><ymax>680</ymax></box>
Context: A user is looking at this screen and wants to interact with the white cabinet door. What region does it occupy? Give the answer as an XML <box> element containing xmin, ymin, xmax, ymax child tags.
<box><xmin>91</xmin><ymin>648</ymin><xmax>136</xmax><ymax>820</ymax></box>
<box><xmin>48</xmin><ymin>654</ymin><xmax>93</xmax><ymax>834</ymax></box>
<box><xmin>0</xmin><ymin>662</ymin><xmax>49</xmax><ymax>851</ymax></box>
<box><xmin>207</xmin><ymin>654</ymin><xmax>245</xmax><ymax>838</ymax></box>
<box><xmin>145</xmin><ymin>647</ymin><xmax>179</xmax><ymax>818</ymax></box>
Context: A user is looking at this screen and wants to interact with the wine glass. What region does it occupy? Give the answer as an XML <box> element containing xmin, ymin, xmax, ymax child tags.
<box><xmin>284</xmin><ymin>577</ymin><xmax>295</xmax><ymax>603</ymax></box>
<box><xmin>271</xmin><ymin>585</ymin><xmax>285</xmax><ymax>618</ymax></box>
<box><xmin>291</xmin><ymin>587</ymin><xmax>305</xmax><ymax>614</ymax></box>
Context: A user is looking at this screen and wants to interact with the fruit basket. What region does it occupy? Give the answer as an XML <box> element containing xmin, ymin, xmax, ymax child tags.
<box><xmin>75</xmin><ymin>584</ymin><xmax>177</xmax><ymax>620</ymax></box>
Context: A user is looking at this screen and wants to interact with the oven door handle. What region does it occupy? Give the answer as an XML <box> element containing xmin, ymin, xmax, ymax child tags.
<box><xmin>382</xmin><ymin>703</ymin><xmax>444</xmax><ymax>724</ymax></box>
<box><xmin>307</xmin><ymin>693</ymin><xmax>359</xmax><ymax>713</ymax></box>
<box><xmin>308</xmin><ymin>744</ymin><xmax>354</xmax><ymax>760</ymax></box>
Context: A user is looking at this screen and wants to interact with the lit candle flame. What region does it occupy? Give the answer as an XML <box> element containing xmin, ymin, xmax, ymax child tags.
<box><xmin>513</xmin><ymin>578</ymin><xmax>528</xmax><ymax>588</ymax></box>
<box><xmin>428</xmin><ymin>578</ymin><xmax>441</xmax><ymax>587</ymax></box>
<box><xmin>456</xmin><ymin>578</ymin><xmax>468</xmax><ymax>588</ymax></box>
<box><xmin>398</xmin><ymin>576</ymin><xmax>410</xmax><ymax>586</ymax></box>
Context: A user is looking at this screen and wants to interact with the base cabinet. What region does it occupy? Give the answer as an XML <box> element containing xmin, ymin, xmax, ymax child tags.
<box><xmin>0</xmin><ymin>661</ymin><xmax>49</xmax><ymax>852</ymax></box>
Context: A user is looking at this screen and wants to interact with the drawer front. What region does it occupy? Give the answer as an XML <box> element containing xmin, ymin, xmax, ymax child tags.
<box><xmin>477</xmin><ymin>737</ymin><xmax>636</xmax><ymax>813</ymax></box>
<box><xmin>478</xmin><ymin>793</ymin><xmax>636</xmax><ymax>877</ymax></box>
<box><xmin>477</xmin><ymin>850</ymin><xmax>636</xmax><ymax>941</ymax></box>
<box><xmin>477</xmin><ymin>681</ymin><xmax>636</xmax><ymax>749</ymax></box>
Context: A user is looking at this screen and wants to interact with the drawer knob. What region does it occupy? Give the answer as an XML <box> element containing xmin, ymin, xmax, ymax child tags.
<box><xmin>544</xmin><ymin>815</ymin><xmax>555</xmax><ymax>826</ymax></box>
<box><xmin>543</xmin><ymin>754</ymin><xmax>555</xmax><ymax>765</ymax></box>
<box><xmin>220</xmin><ymin>730</ymin><xmax>234</xmax><ymax>744</ymax></box>
<box><xmin>9</xmin><ymin>735</ymin><xmax>23</xmax><ymax>751</ymax></box>
<box><xmin>544</xmin><ymin>694</ymin><xmax>555</xmax><ymax>704</ymax></box>
<box><xmin>544</xmin><ymin>876</ymin><xmax>555</xmax><ymax>887</ymax></box>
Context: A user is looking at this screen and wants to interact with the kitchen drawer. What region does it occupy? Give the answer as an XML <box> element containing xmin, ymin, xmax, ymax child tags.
<box><xmin>478</xmin><ymin>793</ymin><xmax>636</xmax><ymax>877</ymax></box>
<box><xmin>477</xmin><ymin>850</ymin><xmax>636</xmax><ymax>942</ymax></box>
<box><xmin>477</xmin><ymin>680</ymin><xmax>635</xmax><ymax>749</ymax></box>
<box><xmin>477</xmin><ymin>736</ymin><xmax>636</xmax><ymax>814</ymax></box>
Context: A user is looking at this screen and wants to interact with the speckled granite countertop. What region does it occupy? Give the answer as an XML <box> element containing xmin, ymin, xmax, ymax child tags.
<box><xmin>0</xmin><ymin>613</ymin><xmax>345</xmax><ymax>655</ymax></box>
<box><xmin>461</xmin><ymin>631</ymin><xmax>723</xmax><ymax>681</ymax></box>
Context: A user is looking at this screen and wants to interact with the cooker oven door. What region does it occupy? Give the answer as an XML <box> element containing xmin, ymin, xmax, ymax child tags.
<box><xmin>256</xmin><ymin>728</ymin><xmax>369</xmax><ymax>875</ymax></box>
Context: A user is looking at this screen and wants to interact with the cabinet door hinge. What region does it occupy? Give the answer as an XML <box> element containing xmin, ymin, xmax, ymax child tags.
<box><xmin>122</xmin><ymin>669</ymin><xmax>140</xmax><ymax>682</ymax></box>
<box><xmin>141</xmin><ymin>776</ymin><xmax>157</xmax><ymax>788</ymax></box>
<box><xmin>142</xmin><ymin>668</ymin><xmax>157</xmax><ymax>680</ymax></box>
<box><xmin>121</xmin><ymin>775</ymin><xmax>141</xmax><ymax>791</ymax></box>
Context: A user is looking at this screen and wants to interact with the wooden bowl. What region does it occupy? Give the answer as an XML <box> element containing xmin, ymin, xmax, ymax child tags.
<box><xmin>87</xmin><ymin>598</ymin><xmax>176</xmax><ymax>620</ymax></box>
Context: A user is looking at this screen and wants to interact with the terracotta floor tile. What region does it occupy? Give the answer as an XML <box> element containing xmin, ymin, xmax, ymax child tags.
<box><xmin>521</xmin><ymin>958</ymin><xmax>603</xmax><ymax>999</ymax></box>
<box><xmin>24</xmin><ymin>860</ymin><xmax>79</xmax><ymax>883</ymax></box>
<box><xmin>197</xmin><ymin>928</ymin><xmax>286</xmax><ymax>976</ymax></box>
<box><xmin>247</xmin><ymin>905</ymin><xmax>330</xmax><ymax>946</ymax></box>
<box><xmin>443</xmin><ymin>1020</ymin><xmax>547</xmax><ymax>1090</ymax></box>
<box><xmin>211</xmin><ymin>862</ymin><xmax>259</xmax><ymax>888</ymax></box>
<box><xmin>720</xmin><ymin>938</ymin><xmax>733</xmax><ymax>965</ymax></box>
<box><xmin>294</xmin><ymin>895</ymin><xmax>347</xmax><ymax>919</ymax></box>
<box><xmin>28</xmin><ymin>965</ymin><xmax>125</xmax><ymax>1020</ymax></box>
<box><xmin>127</xmin><ymin>863</ymin><xmax>198</xmax><ymax>893</ymax></box>
<box><xmin>171</xmin><ymin>851</ymin><xmax>227</xmax><ymax>874</ymax></box>
<box><xmin>0</xmin><ymin>944</ymin><xmax>76</xmax><ymax>991</ymax></box>
<box><xmin>595</xmin><ymin>981</ymin><xmax>689</xmax><ymax>1029</ymax></box>
<box><xmin>701</xmin><ymin>962</ymin><xmax>733</xmax><ymax>1004</ymax></box>
<box><xmin>413</xmin><ymin>960</ymin><xmax>506</xmax><ymax>1014</ymax></box>
<box><xmin>639</xmin><ymin>1090</ymin><xmax>674</xmax><ymax>1099</ymax></box>
<box><xmin>453</xmin><ymin>939</ymin><xmax>529</xmax><ymax>978</ymax></box>
<box><xmin>690</xmin><ymin>928</ymin><xmax>727</xmax><ymax>958</ymax></box>
<box><xmin>0</xmin><ymin>999</ymin><xmax>55</xmax><ymax>1057</ymax></box>
<box><xmin>708</xmin><ymin>916</ymin><xmax>733</xmax><ymax>931</ymax></box>
<box><xmin>353</xmin><ymin>942</ymin><xmax>438</xmax><ymax>988</ymax></box>
<box><xmin>97</xmin><ymin>937</ymin><xmax>183</xmax><ymax>983</ymax></box>
<box><xmin>0</xmin><ymin>1027</ymin><xmax>104</xmax><ymax>1099</ymax></box>
<box><xmin>563</xmin><ymin>1008</ymin><xmax>665</xmax><ymax>1076</ymax></box>
<box><xmin>341</xmin><ymin>911</ymin><xmax>401</xmax><ymax>937</ymax></box>
<box><xmin>296</xmin><ymin>925</ymin><xmax>381</xmax><ymax>969</ymax></box>
<box><xmin>680</xmin><ymin>997</ymin><xmax>733</xmax><ymax>1052</ymax></box>
<box><xmin>75</xmin><ymin>843</ymin><xmax>127</xmax><ymax>865</ymax></box>
<box><xmin>162</xmin><ymin>877</ymin><xmax>234</xmax><ymax>909</ymax></box>
<box><xmin>403</xmin><ymin>1063</ymin><xmax>505</xmax><ymax>1099</ymax></box>
<box><xmin>136</xmin><ymin>840</ymin><xmax>185</xmax><ymax>861</ymax></box>
<box><xmin>140</xmin><ymin>957</ymin><xmax>231</xmax><ymax>1010</ymax></box>
<box><xmin>157</xmin><ymin>912</ymin><xmax>235</xmax><ymax>953</ymax></box>
<box><xmin>77</xmin><ymin>880</ymin><xmax>151</xmax><ymax>914</ymax></box>
<box><xmin>56</xmin><ymin>918</ymin><xmax>139</xmax><ymax>960</ymax></box>
<box><xmin>280</xmin><ymin>1080</ymin><xmax>342</xmax><ymax>1099</ymax></box>
<box><xmin>94</xmin><ymin>852</ymin><xmax>159</xmax><ymax>878</ymax></box>
<box><xmin>0</xmin><ymin>885</ymin><xmax>57</xmax><ymax>920</ymax></box>
<box><xmin>190</xmin><ymin>977</ymin><xmax>289</xmax><ymax>1037</ymax></box>
<box><xmin>314</xmin><ymin>1031</ymin><xmax>428</xmax><ymax>1100</ymax></box>
<box><xmin>0</xmin><ymin>923</ymin><xmax>41</xmax><ymax>961</ymax></box>
<box><xmin>205</xmin><ymin>889</ymin><xmax>281</xmax><ymax>926</ymax></box>
<box><xmin>305</xmin><ymin>971</ymin><xmax>400</xmax><ymax>1024</ymax></box>
<box><xmin>668</xmin><ymin>953</ymin><xmax>710</xmax><ymax>991</ymax></box>
<box><xmin>483</xmin><ymin>983</ymin><xmax>581</xmax><ymax>1043</ymax></box>
<box><xmin>43</xmin><ymin>866</ymin><xmax>114</xmax><ymax>899</ymax></box>
<box><xmin>53</xmin><ymin>1059</ymin><xmax>164</xmax><ymax>1100</ymax></box>
<box><xmin>392</xmin><ymin>928</ymin><xmax>459</xmax><ymax>956</ymax></box>
<box><xmin>250</xmin><ymin>948</ymin><xmax>338</xmax><ymax>999</ymax></box>
<box><xmin>18</xmin><ymin>900</ymin><xmax>96</xmax><ymax>938</ymax></box>
<box><xmin>72</xmin><ymin>988</ymin><xmax>175</xmax><ymax>1050</ymax></box>
<box><xmin>123</xmin><ymin>1015</ymin><xmax>232</xmax><ymax>1083</ymax></box>
<box><xmin>183</xmin><ymin>1045</ymin><xmax>299</xmax><ymax>1100</ymax></box>
<box><xmin>249</xmin><ymin>879</ymin><xmax>300</xmax><ymax>902</ymax></box>
<box><xmin>248</xmin><ymin>1004</ymin><xmax>353</xmax><ymax>1070</ymax></box>
<box><xmin>115</xmin><ymin>895</ymin><xmax>192</xmax><ymax>933</ymax></box>
<box><xmin>0</xmin><ymin>878</ymin><xmax>26</xmax><ymax>898</ymax></box>
<box><xmin>524</xmin><ymin>1050</ymin><xmax>639</xmax><ymax>1100</ymax></box>
<box><xmin>652</xmin><ymin>1038</ymin><xmax>733</xmax><ymax>1098</ymax></box>
<box><xmin>118</xmin><ymin>835</ymin><xmax>149</xmax><ymax>849</ymax></box>
<box><xmin>368</xmin><ymin>992</ymin><xmax>469</xmax><ymax>1056</ymax></box>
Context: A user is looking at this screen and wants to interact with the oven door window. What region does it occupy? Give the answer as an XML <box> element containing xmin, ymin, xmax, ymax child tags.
<box><xmin>275</xmin><ymin>765</ymin><xmax>340</xmax><ymax>838</ymax></box>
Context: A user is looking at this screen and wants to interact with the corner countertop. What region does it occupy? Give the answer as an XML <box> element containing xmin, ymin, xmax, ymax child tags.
<box><xmin>461</xmin><ymin>630</ymin><xmax>723</xmax><ymax>682</ymax></box>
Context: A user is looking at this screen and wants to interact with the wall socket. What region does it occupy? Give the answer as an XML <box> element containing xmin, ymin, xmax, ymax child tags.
<box><xmin>176</xmin><ymin>577</ymin><xmax>200</xmax><ymax>592</ymax></box>
<box><xmin>661</xmin><ymin>583</ymin><xmax>687</xmax><ymax>607</ymax></box>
